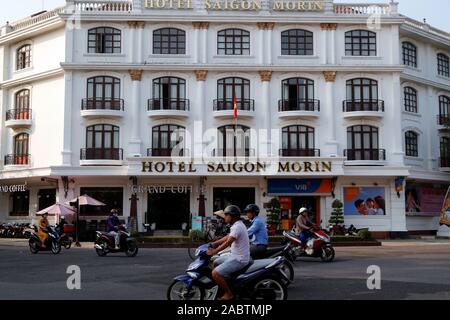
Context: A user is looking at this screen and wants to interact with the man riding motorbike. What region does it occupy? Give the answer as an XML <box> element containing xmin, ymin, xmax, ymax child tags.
<box><xmin>106</xmin><ymin>209</ymin><xmax>121</xmax><ymax>249</ymax></box>
<box><xmin>243</xmin><ymin>204</ymin><xmax>268</xmax><ymax>258</ymax></box>
<box><xmin>38</xmin><ymin>213</ymin><xmax>50</xmax><ymax>248</ymax></box>
<box><xmin>295</xmin><ymin>207</ymin><xmax>317</xmax><ymax>251</ymax></box>
<box><xmin>207</xmin><ymin>205</ymin><xmax>250</xmax><ymax>301</ymax></box>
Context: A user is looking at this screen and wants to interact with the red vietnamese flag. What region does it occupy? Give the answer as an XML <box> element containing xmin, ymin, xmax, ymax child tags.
<box><xmin>233</xmin><ymin>94</ymin><xmax>238</xmax><ymax>119</ymax></box>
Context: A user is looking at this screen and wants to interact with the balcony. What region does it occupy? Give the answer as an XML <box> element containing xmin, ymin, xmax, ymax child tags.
<box><xmin>80</xmin><ymin>99</ymin><xmax>124</xmax><ymax>118</ymax></box>
<box><xmin>279</xmin><ymin>149</ymin><xmax>321</xmax><ymax>157</ymax></box>
<box><xmin>344</xmin><ymin>149</ymin><xmax>386</xmax><ymax>166</ymax></box>
<box><xmin>147</xmin><ymin>99</ymin><xmax>190</xmax><ymax>119</ymax></box>
<box><xmin>278</xmin><ymin>99</ymin><xmax>320</xmax><ymax>119</ymax></box>
<box><xmin>5</xmin><ymin>109</ymin><xmax>32</xmax><ymax>128</ymax></box>
<box><xmin>342</xmin><ymin>100</ymin><xmax>385</xmax><ymax>119</ymax></box>
<box><xmin>213</xmin><ymin>99</ymin><xmax>255</xmax><ymax>118</ymax></box>
<box><xmin>212</xmin><ymin>148</ymin><xmax>255</xmax><ymax>158</ymax></box>
<box><xmin>440</xmin><ymin>157</ymin><xmax>450</xmax><ymax>171</ymax></box>
<box><xmin>147</xmin><ymin>148</ymin><xmax>189</xmax><ymax>157</ymax></box>
<box><xmin>80</xmin><ymin>148</ymin><xmax>123</xmax><ymax>166</ymax></box>
<box><xmin>4</xmin><ymin>154</ymin><xmax>31</xmax><ymax>167</ymax></box>
<box><xmin>437</xmin><ymin>115</ymin><xmax>450</xmax><ymax>130</ymax></box>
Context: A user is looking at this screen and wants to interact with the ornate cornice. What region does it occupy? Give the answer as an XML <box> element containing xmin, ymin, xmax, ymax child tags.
<box><xmin>320</xmin><ymin>23</ymin><xmax>338</xmax><ymax>31</ymax></box>
<box><xmin>257</xmin><ymin>22</ymin><xmax>275</xmax><ymax>30</ymax></box>
<box><xmin>192</xmin><ymin>22</ymin><xmax>210</xmax><ymax>30</ymax></box>
<box><xmin>195</xmin><ymin>70</ymin><xmax>208</xmax><ymax>81</ymax></box>
<box><xmin>129</xmin><ymin>69</ymin><xmax>143</xmax><ymax>81</ymax></box>
<box><xmin>259</xmin><ymin>70</ymin><xmax>272</xmax><ymax>82</ymax></box>
<box><xmin>128</xmin><ymin>21</ymin><xmax>146</xmax><ymax>29</ymax></box>
<box><xmin>323</xmin><ymin>71</ymin><xmax>337</xmax><ymax>82</ymax></box>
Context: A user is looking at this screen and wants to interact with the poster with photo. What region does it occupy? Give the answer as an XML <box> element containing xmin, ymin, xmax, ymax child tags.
<box><xmin>405</xmin><ymin>183</ymin><xmax>448</xmax><ymax>216</ymax></box>
<box><xmin>344</xmin><ymin>187</ymin><xmax>386</xmax><ymax>216</ymax></box>
<box><xmin>439</xmin><ymin>187</ymin><xmax>450</xmax><ymax>227</ymax></box>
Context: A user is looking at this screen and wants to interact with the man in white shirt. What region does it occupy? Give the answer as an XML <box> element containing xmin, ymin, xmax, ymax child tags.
<box><xmin>208</xmin><ymin>205</ymin><xmax>250</xmax><ymax>301</ymax></box>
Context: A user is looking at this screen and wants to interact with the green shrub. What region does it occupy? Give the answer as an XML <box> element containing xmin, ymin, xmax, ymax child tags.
<box><xmin>356</xmin><ymin>228</ymin><xmax>371</xmax><ymax>240</ymax></box>
<box><xmin>189</xmin><ymin>229</ymin><xmax>205</xmax><ymax>241</ymax></box>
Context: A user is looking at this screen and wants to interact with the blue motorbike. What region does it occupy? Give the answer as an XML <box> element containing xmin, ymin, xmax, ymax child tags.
<box><xmin>167</xmin><ymin>244</ymin><xmax>289</xmax><ymax>300</ymax></box>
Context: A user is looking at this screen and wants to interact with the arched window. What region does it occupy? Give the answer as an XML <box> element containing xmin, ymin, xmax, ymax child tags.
<box><xmin>438</xmin><ymin>53</ymin><xmax>449</xmax><ymax>77</ymax></box>
<box><xmin>345</xmin><ymin>30</ymin><xmax>376</xmax><ymax>56</ymax></box>
<box><xmin>16</xmin><ymin>44</ymin><xmax>31</xmax><ymax>70</ymax></box>
<box><xmin>441</xmin><ymin>137</ymin><xmax>450</xmax><ymax>168</ymax></box>
<box><xmin>215</xmin><ymin>77</ymin><xmax>253</xmax><ymax>111</ymax></box>
<box><xmin>88</xmin><ymin>27</ymin><xmax>121</xmax><ymax>54</ymax></box>
<box><xmin>281</xmin><ymin>125</ymin><xmax>317</xmax><ymax>156</ymax></box>
<box><xmin>150</xmin><ymin>124</ymin><xmax>186</xmax><ymax>156</ymax></box>
<box><xmin>344</xmin><ymin>78</ymin><xmax>382</xmax><ymax>112</ymax></box>
<box><xmin>217</xmin><ymin>125</ymin><xmax>251</xmax><ymax>157</ymax></box>
<box><xmin>84</xmin><ymin>76</ymin><xmax>122</xmax><ymax>110</ymax></box>
<box><xmin>280</xmin><ymin>78</ymin><xmax>316</xmax><ymax>111</ymax></box>
<box><xmin>217</xmin><ymin>29</ymin><xmax>250</xmax><ymax>55</ymax></box>
<box><xmin>153</xmin><ymin>28</ymin><xmax>186</xmax><ymax>54</ymax></box>
<box><xmin>84</xmin><ymin>124</ymin><xmax>121</xmax><ymax>160</ymax></box>
<box><xmin>402</xmin><ymin>42</ymin><xmax>417</xmax><ymax>68</ymax></box>
<box><xmin>12</xmin><ymin>133</ymin><xmax>30</xmax><ymax>165</ymax></box>
<box><xmin>404</xmin><ymin>87</ymin><xmax>418</xmax><ymax>113</ymax></box>
<box><xmin>439</xmin><ymin>95</ymin><xmax>450</xmax><ymax>125</ymax></box>
<box><xmin>405</xmin><ymin>131</ymin><xmax>419</xmax><ymax>157</ymax></box>
<box><xmin>281</xmin><ymin>29</ymin><xmax>313</xmax><ymax>56</ymax></box>
<box><xmin>7</xmin><ymin>89</ymin><xmax>31</xmax><ymax>121</ymax></box>
<box><xmin>150</xmin><ymin>77</ymin><xmax>188</xmax><ymax>110</ymax></box>
<box><xmin>346</xmin><ymin>125</ymin><xmax>383</xmax><ymax>160</ymax></box>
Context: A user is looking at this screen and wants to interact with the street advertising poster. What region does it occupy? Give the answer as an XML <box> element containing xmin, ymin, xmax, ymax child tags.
<box><xmin>439</xmin><ymin>187</ymin><xmax>450</xmax><ymax>227</ymax></box>
<box><xmin>344</xmin><ymin>187</ymin><xmax>386</xmax><ymax>216</ymax></box>
<box><xmin>405</xmin><ymin>183</ymin><xmax>448</xmax><ymax>216</ymax></box>
<box><xmin>191</xmin><ymin>216</ymin><xmax>203</xmax><ymax>231</ymax></box>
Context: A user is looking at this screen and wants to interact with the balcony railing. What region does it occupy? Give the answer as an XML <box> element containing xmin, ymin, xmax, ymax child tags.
<box><xmin>6</xmin><ymin>109</ymin><xmax>32</xmax><ymax>121</ymax></box>
<box><xmin>148</xmin><ymin>99</ymin><xmax>190</xmax><ymax>111</ymax></box>
<box><xmin>279</xmin><ymin>149</ymin><xmax>321</xmax><ymax>157</ymax></box>
<box><xmin>72</xmin><ymin>1</ymin><xmax>133</xmax><ymax>12</ymax></box>
<box><xmin>212</xmin><ymin>148</ymin><xmax>255</xmax><ymax>157</ymax></box>
<box><xmin>440</xmin><ymin>157</ymin><xmax>450</xmax><ymax>168</ymax></box>
<box><xmin>81</xmin><ymin>98</ymin><xmax>124</xmax><ymax>111</ymax></box>
<box><xmin>344</xmin><ymin>149</ymin><xmax>386</xmax><ymax>161</ymax></box>
<box><xmin>334</xmin><ymin>3</ymin><xmax>393</xmax><ymax>16</ymax></box>
<box><xmin>213</xmin><ymin>99</ymin><xmax>255</xmax><ymax>111</ymax></box>
<box><xmin>437</xmin><ymin>114</ymin><xmax>450</xmax><ymax>126</ymax></box>
<box><xmin>80</xmin><ymin>148</ymin><xmax>123</xmax><ymax>160</ymax></box>
<box><xmin>343</xmin><ymin>100</ymin><xmax>385</xmax><ymax>112</ymax></box>
<box><xmin>278</xmin><ymin>99</ymin><xmax>320</xmax><ymax>112</ymax></box>
<box><xmin>4</xmin><ymin>154</ymin><xmax>30</xmax><ymax>165</ymax></box>
<box><xmin>147</xmin><ymin>148</ymin><xmax>189</xmax><ymax>157</ymax></box>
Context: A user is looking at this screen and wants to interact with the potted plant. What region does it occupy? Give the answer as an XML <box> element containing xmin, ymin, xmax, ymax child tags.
<box><xmin>266</xmin><ymin>197</ymin><xmax>281</xmax><ymax>235</ymax></box>
<box><xmin>329</xmin><ymin>199</ymin><xmax>345</xmax><ymax>235</ymax></box>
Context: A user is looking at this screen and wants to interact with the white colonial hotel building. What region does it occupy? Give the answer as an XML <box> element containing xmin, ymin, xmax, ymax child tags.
<box><xmin>0</xmin><ymin>0</ymin><xmax>449</xmax><ymax>237</ymax></box>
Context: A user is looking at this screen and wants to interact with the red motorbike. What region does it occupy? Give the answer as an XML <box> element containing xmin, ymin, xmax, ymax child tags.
<box><xmin>283</xmin><ymin>227</ymin><xmax>335</xmax><ymax>262</ymax></box>
<box><xmin>94</xmin><ymin>225</ymin><xmax>138</xmax><ymax>257</ymax></box>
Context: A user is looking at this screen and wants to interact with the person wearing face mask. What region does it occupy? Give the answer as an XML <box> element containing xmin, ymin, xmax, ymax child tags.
<box><xmin>106</xmin><ymin>209</ymin><xmax>121</xmax><ymax>249</ymax></box>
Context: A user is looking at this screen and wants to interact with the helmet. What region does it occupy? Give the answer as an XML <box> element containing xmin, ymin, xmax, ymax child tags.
<box><xmin>60</xmin><ymin>216</ymin><xmax>65</xmax><ymax>220</ymax></box>
<box><xmin>243</xmin><ymin>204</ymin><xmax>260</xmax><ymax>215</ymax></box>
<box><xmin>299</xmin><ymin>207</ymin><xmax>308</xmax><ymax>215</ymax></box>
<box><xmin>224</xmin><ymin>205</ymin><xmax>241</xmax><ymax>218</ymax></box>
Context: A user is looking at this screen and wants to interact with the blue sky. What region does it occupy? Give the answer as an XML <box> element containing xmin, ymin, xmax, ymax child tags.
<box><xmin>1</xmin><ymin>0</ymin><xmax>450</xmax><ymax>32</ymax></box>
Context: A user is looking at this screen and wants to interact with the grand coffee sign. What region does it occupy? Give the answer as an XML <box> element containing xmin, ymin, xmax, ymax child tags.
<box><xmin>141</xmin><ymin>160</ymin><xmax>333</xmax><ymax>174</ymax></box>
<box><xmin>144</xmin><ymin>0</ymin><xmax>325</xmax><ymax>11</ymax></box>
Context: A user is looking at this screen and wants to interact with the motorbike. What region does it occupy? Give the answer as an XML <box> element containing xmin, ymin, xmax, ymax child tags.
<box><xmin>167</xmin><ymin>244</ymin><xmax>289</xmax><ymax>300</ymax></box>
<box><xmin>56</xmin><ymin>224</ymin><xmax>74</xmax><ymax>249</ymax></box>
<box><xmin>212</xmin><ymin>243</ymin><xmax>295</xmax><ymax>285</ymax></box>
<box><xmin>283</xmin><ymin>227</ymin><xmax>335</xmax><ymax>262</ymax></box>
<box><xmin>94</xmin><ymin>224</ymin><xmax>138</xmax><ymax>257</ymax></box>
<box><xmin>23</xmin><ymin>224</ymin><xmax>37</xmax><ymax>239</ymax></box>
<box><xmin>29</xmin><ymin>226</ymin><xmax>62</xmax><ymax>254</ymax></box>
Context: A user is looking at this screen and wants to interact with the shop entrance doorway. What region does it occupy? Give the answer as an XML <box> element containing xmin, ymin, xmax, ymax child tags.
<box><xmin>289</xmin><ymin>196</ymin><xmax>321</xmax><ymax>225</ymax></box>
<box><xmin>147</xmin><ymin>191</ymin><xmax>190</xmax><ymax>230</ymax></box>
<box><xmin>213</xmin><ymin>188</ymin><xmax>255</xmax><ymax>212</ymax></box>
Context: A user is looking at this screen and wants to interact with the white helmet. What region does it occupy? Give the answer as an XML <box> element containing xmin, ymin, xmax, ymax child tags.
<box><xmin>299</xmin><ymin>207</ymin><xmax>308</xmax><ymax>214</ymax></box>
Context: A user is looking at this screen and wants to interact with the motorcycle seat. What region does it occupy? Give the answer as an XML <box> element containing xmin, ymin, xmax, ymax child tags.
<box><xmin>244</xmin><ymin>259</ymin><xmax>277</xmax><ymax>274</ymax></box>
<box><xmin>264</xmin><ymin>246</ymin><xmax>285</xmax><ymax>255</ymax></box>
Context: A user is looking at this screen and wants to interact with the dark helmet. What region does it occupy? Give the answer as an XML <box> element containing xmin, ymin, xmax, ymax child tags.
<box><xmin>224</xmin><ymin>205</ymin><xmax>241</xmax><ymax>218</ymax></box>
<box><xmin>244</xmin><ymin>204</ymin><xmax>260</xmax><ymax>215</ymax></box>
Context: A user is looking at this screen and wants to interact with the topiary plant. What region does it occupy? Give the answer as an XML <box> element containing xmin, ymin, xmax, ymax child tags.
<box><xmin>329</xmin><ymin>199</ymin><xmax>344</xmax><ymax>226</ymax></box>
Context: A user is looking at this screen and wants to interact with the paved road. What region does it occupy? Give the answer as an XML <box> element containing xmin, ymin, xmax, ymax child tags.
<box><xmin>1</xmin><ymin>239</ymin><xmax>450</xmax><ymax>300</ymax></box>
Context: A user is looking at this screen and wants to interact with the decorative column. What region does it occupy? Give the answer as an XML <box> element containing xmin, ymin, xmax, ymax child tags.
<box><xmin>390</xmin><ymin>72</ymin><xmax>404</xmax><ymax>165</ymax></box>
<box><xmin>259</xmin><ymin>70</ymin><xmax>272</xmax><ymax>156</ymax></box>
<box><xmin>257</xmin><ymin>23</ymin><xmax>266</xmax><ymax>65</ymax></box>
<box><xmin>323</xmin><ymin>71</ymin><xmax>338</xmax><ymax>156</ymax></box>
<box><xmin>136</xmin><ymin>22</ymin><xmax>145</xmax><ymax>63</ymax></box>
<box><xmin>128</xmin><ymin>21</ymin><xmax>146</xmax><ymax>63</ymax></box>
<box><xmin>192</xmin><ymin>22</ymin><xmax>202</xmax><ymax>63</ymax></box>
<box><xmin>129</xmin><ymin>176</ymin><xmax>138</xmax><ymax>233</ymax></box>
<box><xmin>194</xmin><ymin>70</ymin><xmax>208</xmax><ymax>158</ymax></box>
<box><xmin>320</xmin><ymin>24</ymin><xmax>337</xmax><ymax>64</ymax></box>
<box><xmin>200</xmin><ymin>22</ymin><xmax>210</xmax><ymax>64</ymax></box>
<box><xmin>266</xmin><ymin>23</ymin><xmax>275</xmax><ymax>65</ymax></box>
<box><xmin>127</xmin><ymin>21</ymin><xmax>137</xmax><ymax>63</ymax></box>
<box><xmin>62</xmin><ymin>71</ymin><xmax>73</xmax><ymax>165</ymax></box>
<box><xmin>425</xmin><ymin>86</ymin><xmax>435</xmax><ymax>170</ymax></box>
<box><xmin>128</xmin><ymin>69</ymin><xmax>143</xmax><ymax>157</ymax></box>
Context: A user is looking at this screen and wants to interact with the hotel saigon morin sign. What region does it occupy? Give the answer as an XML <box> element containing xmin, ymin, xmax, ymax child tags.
<box><xmin>144</xmin><ymin>0</ymin><xmax>325</xmax><ymax>11</ymax></box>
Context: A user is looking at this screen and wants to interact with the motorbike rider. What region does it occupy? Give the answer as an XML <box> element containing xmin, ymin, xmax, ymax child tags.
<box><xmin>107</xmin><ymin>209</ymin><xmax>121</xmax><ymax>249</ymax></box>
<box><xmin>57</xmin><ymin>216</ymin><xmax>66</xmax><ymax>236</ymax></box>
<box><xmin>295</xmin><ymin>207</ymin><xmax>316</xmax><ymax>250</ymax></box>
<box><xmin>243</xmin><ymin>204</ymin><xmax>268</xmax><ymax>258</ymax></box>
<box><xmin>207</xmin><ymin>205</ymin><xmax>250</xmax><ymax>301</ymax></box>
<box><xmin>38</xmin><ymin>212</ymin><xmax>50</xmax><ymax>248</ymax></box>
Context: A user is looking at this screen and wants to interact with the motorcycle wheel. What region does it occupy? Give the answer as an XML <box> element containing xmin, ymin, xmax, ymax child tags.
<box><xmin>252</xmin><ymin>276</ymin><xmax>288</xmax><ymax>300</ymax></box>
<box><xmin>51</xmin><ymin>241</ymin><xmax>61</xmax><ymax>254</ymax></box>
<box><xmin>321</xmin><ymin>246</ymin><xmax>335</xmax><ymax>262</ymax></box>
<box><xmin>64</xmin><ymin>240</ymin><xmax>72</xmax><ymax>250</ymax></box>
<box><xmin>279</xmin><ymin>261</ymin><xmax>295</xmax><ymax>284</ymax></box>
<box><xmin>95</xmin><ymin>240</ymin><xmax>108</xmax><ymax>257</ymax></box>
<box><xmin>167</xmin><ymin>280</ymin><xmax>205</xmax><ymax>301</ymax></box>
<box><xmin>125</xmin><ymin>241</ymin><xmax>138</xmax><ymax>257</ymax></box>
<box><xmin>29</xmin><ymin>239</ymin><xmax>39</xmax><ymax>254</ymax></box>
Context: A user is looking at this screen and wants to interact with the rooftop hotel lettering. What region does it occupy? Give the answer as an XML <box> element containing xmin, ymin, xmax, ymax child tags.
<box><xmin>144</xmin><ymin>0</ymin><xmax>324</xmax><ymax>11</ymax></box>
